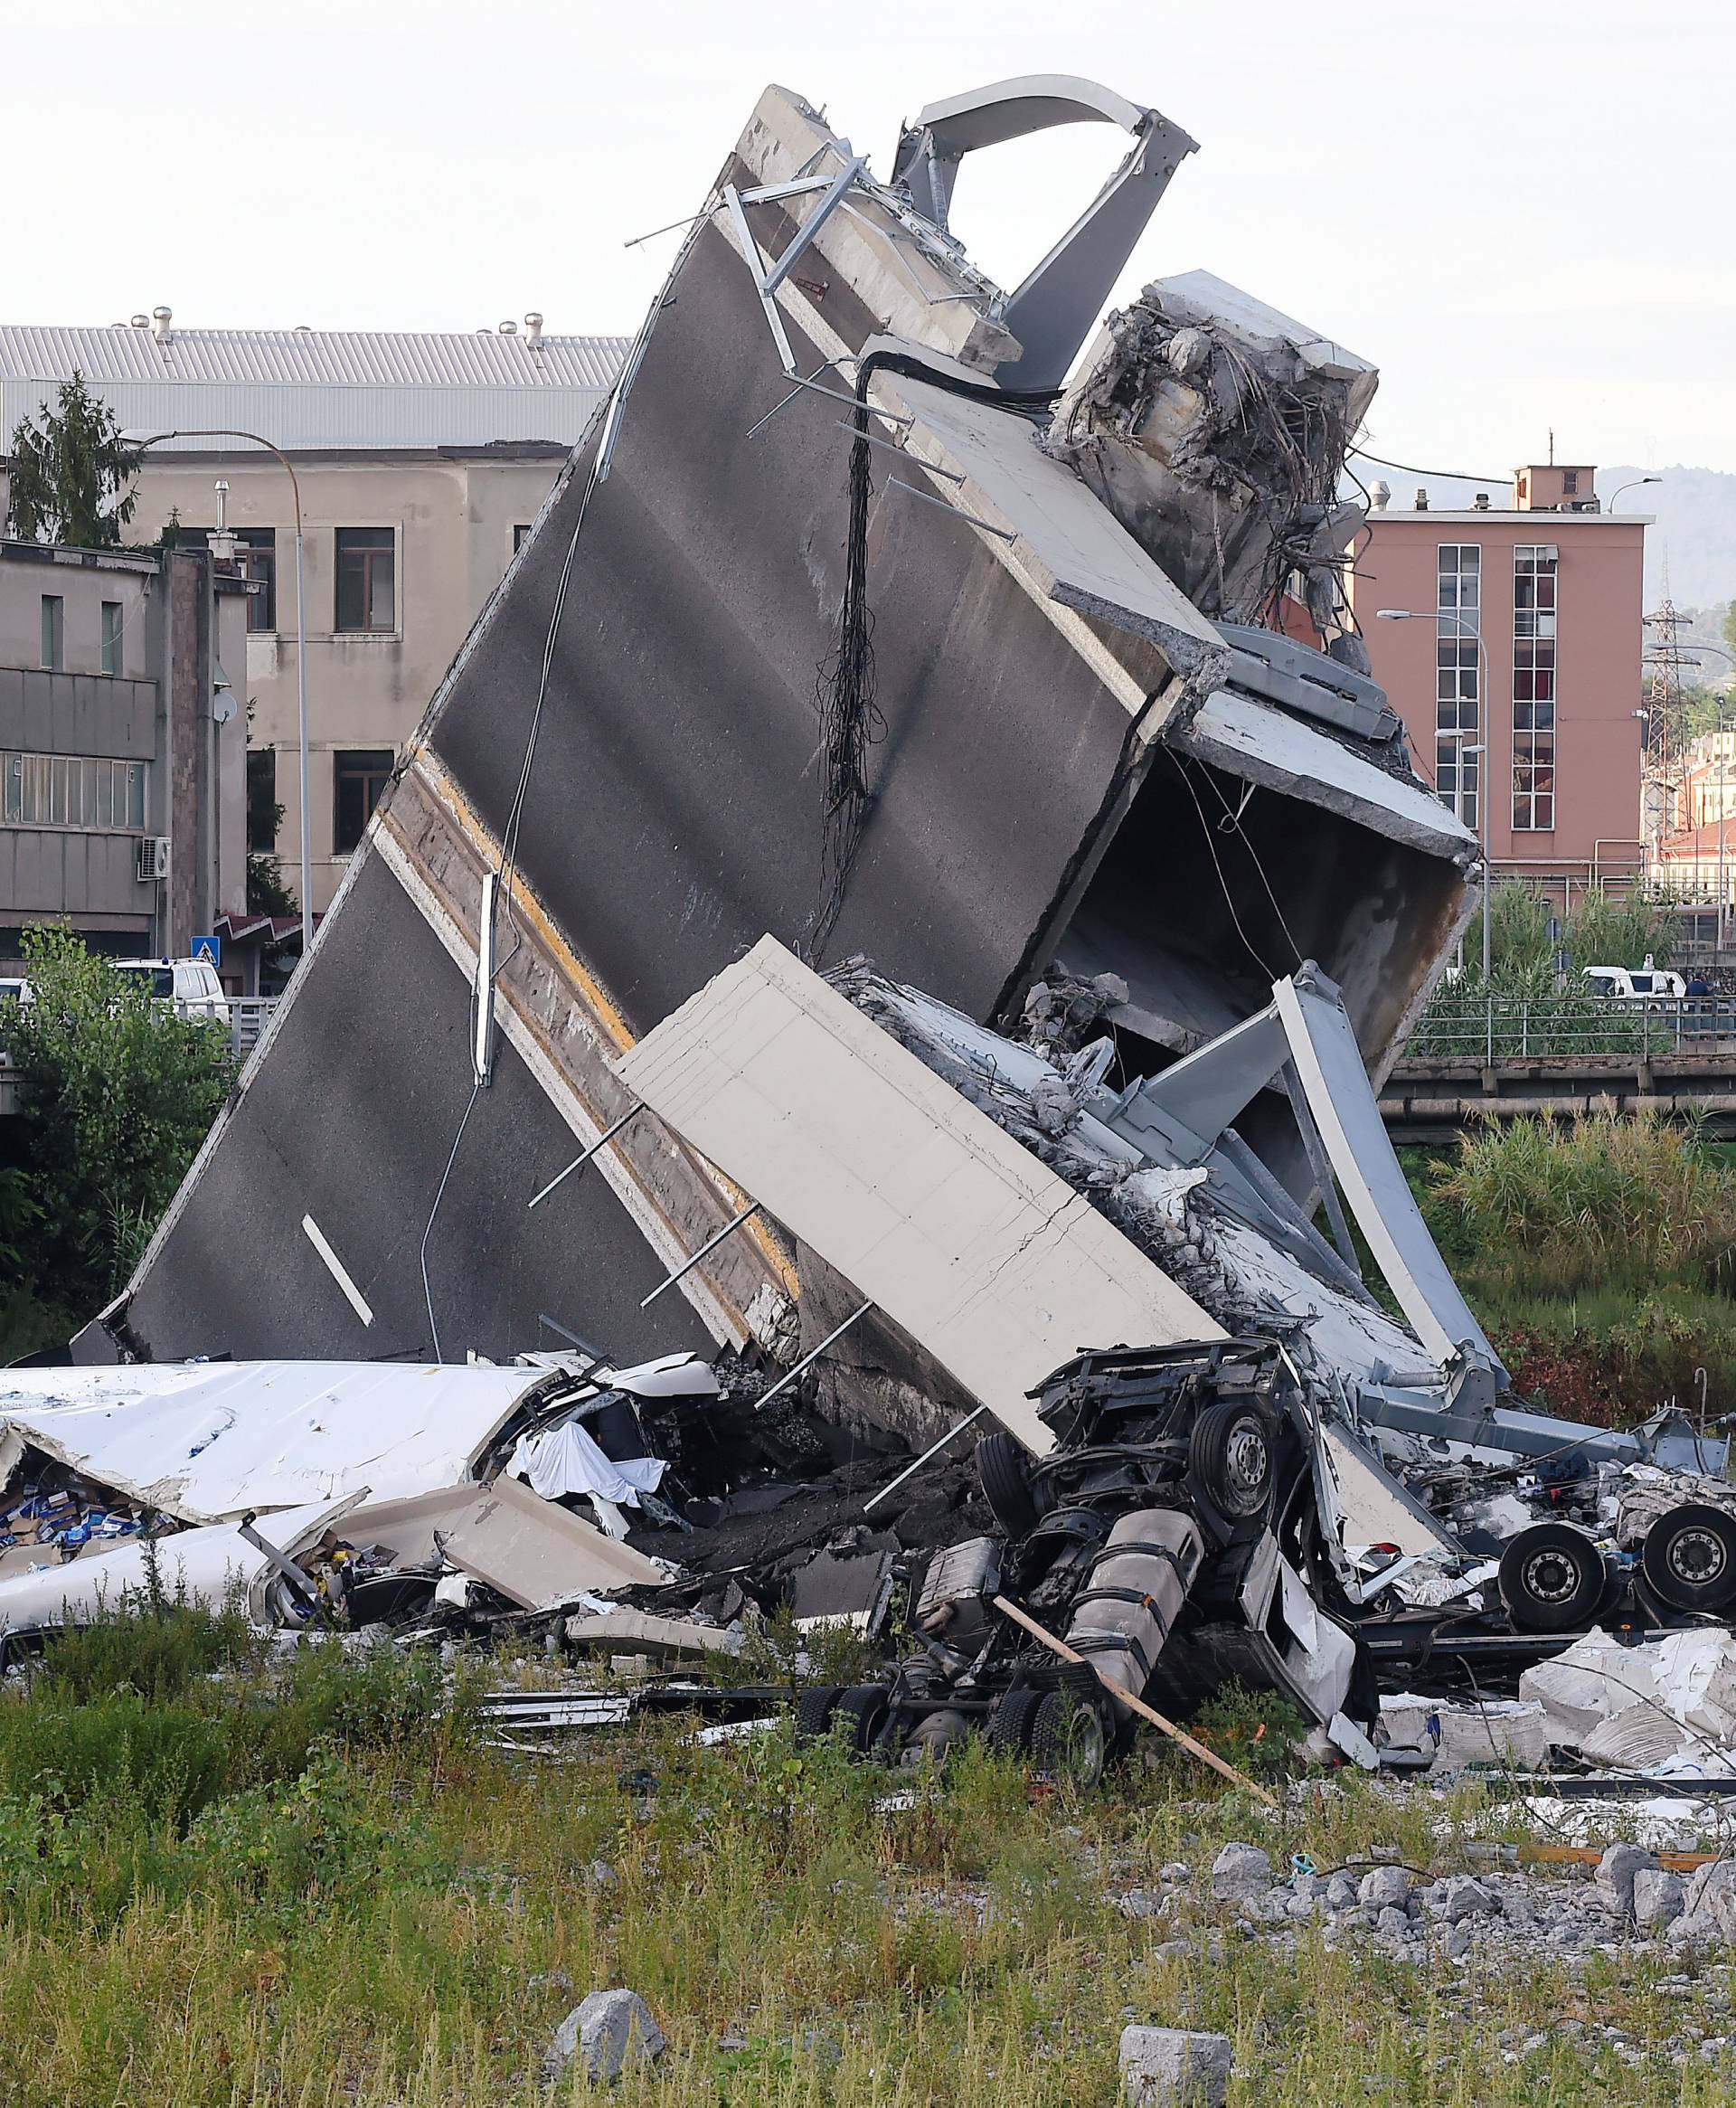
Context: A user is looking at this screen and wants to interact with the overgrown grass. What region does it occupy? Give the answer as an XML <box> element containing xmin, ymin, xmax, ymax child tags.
<box><xmin>1398</xmin><ymin>1117</ymin><xmax>1736</xmax><ymax>1423</ymax></box>
<box><xmin>1437</xmin><ymin>1111</ymin><xmax>1736</xmax><ymax>1298</ymax></box>
<box><xmin>0</xmin><ymin>1608</ymin><xmax>1731</xmax><ymax>2104</ymax></box>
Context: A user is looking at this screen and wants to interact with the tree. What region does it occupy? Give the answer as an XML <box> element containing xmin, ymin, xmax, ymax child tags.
<box><xmin>1724</xmin><ymin>599</ymin><xmax>1736</xmax><ymax>661</ymax></box>
<box><xmin>247</xmin><ymin>851</ymin><xmax>298</xmax><ymax>918</ymax></box>
<box><xmin>5</xmin><ymin>372</ymin><xmax>144</xmax><ymax>548</ymax></box>
<box><xmin>5</xmin><ymin>927</ymin><xmax>236</xmax><ymax>1319</ymax></box>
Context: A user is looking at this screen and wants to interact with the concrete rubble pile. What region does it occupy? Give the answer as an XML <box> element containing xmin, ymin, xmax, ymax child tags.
<box><xmin>14</xmin><ymin>73</ymin><xmax>1736</xmax><ymax>1791</ymax></box>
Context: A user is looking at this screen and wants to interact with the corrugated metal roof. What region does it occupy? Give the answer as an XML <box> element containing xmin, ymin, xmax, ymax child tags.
<box><xmin>0</xmin><ymin>325</ymin><xmax>628</xmax><ymax>452</ymax></box>
<box><xmin>0</xmin><ymin>325</ymin><xmax>626</xmax><ymax>388</ymax></box>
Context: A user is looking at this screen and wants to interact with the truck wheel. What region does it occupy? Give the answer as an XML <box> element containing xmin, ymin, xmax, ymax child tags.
<box><xmin>1643</xmin><ymin>1505</ymin><xmax>1736</xmax><ymax>1613</ymax></box>
<box><xmin>1187</xmin><ymin>1401</ymin><xmax>1276</xmax><ymax>1520</ymax></box>
<box><xmin>1029</xmin><ymin>1687</ymin><xmax>1107</xmax><ymax>1791</ymax></box>
<box><xmin>832</xmin><ymin>1684</ymin><xmax>891</xmax><ymax>1754</ymax></box>
<box><xmin>976</xmin><ymin>1430</ymin><xmax>1040</xmax><ymax>1538</ymax></box>
<box><xmin>794</xmin><ymin>1686</ymin><xmax>843</xmax><ymax>1741</ymax></box>
<box><xmin>986</xmin><ymin>1685</ymin><xmax>1045</xmax><ymax>1752</ymax></box>
<box><xmin>1499</xmin><ymin>1523</ymin><xmax>1604</xmax><ymax>1631</ymax></box>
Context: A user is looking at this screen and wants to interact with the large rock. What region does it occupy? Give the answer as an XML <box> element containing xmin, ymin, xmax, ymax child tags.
<box><xmin>1433</xmin><ymin>1875</ymin><xmax>1498</xmax><ymax>1924</ymax></box>
<box><xmin>1210</xmin><ymin>1842</ymin><xmax>1272</xmax><ymax>1903</ymax></box>
<box><xmin>1685</xmin><ymin>1859</ymin><xmax>1736</xmax><ymax>1942</ymax></box>
<box><xmin>1594</xmin><ymin>1842</ymin><xmax>1658</xmax><ymax>1918</ymax></box>
<box><xmin>544</xmin><ymin>1990</ymin><xmax>665</xmax><ymax>2086</ymax></box>
<box><xmin>1120</xmin><ymin>2025</ymin><xmax>1233</xmax><ymax>2106</ymax></box>
<box><xmin>1634</xmin><ymin>1867</ymin><xmax>1686</xmax><ymax>1932</ymax></box>
<box><xmin>1357</xmin><ymin>1865</ymin><xmax>1410</xmax><ymax>1913</ymax></box>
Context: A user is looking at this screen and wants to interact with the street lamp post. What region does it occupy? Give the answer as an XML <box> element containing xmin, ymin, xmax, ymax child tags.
<box><xmin>1677</xmin><ymin>641</ymin><xmax>1736</xmax><ymax>952</ymax></box>
<box><xmin>125</xmin><ymin>428</ymin><xmax>313</xmax><ymax>956</ymax></box>
<box><xmin>1377</xmin><ymin>607</ymin><xmax>1494</xmax><ymax>979</ymax></box>
<box><xmin>1608</xmin><ymin>475</ymin><xmax>1661</xmax><ymax>513</ymax></box>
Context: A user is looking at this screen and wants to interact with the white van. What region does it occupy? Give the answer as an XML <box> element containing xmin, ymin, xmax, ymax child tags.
<box><xmin>112</xmin><ymin>957</ymin><xmax>231</xmax><ymax>1026</ymax></box>
<box><xmin>1582</xmin><ymin>960</ymin><xmax>1687</xmax><ymax>1004</ymax></box>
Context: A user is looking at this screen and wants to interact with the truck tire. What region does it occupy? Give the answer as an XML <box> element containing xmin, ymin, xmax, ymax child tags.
<box><xmin>986</xmin><ymin>1685</ymin><xmax>1045</xmax><ymax>1752</ymax></box>
<box><xmin>1029</xmin><ymin>1687</ymin><xmax>1108</xmax><ymax>1791</ymax></box>
<box><xmin>832</xmin><ymin>1684</ymin><xmax>891</xmax><ymax>1754</ymax></box>
<box><xmin>1499</xmin><ymin>1523</ymin><xmax>1604</xmax><ymax>1631</ymax></box>
<box><xmin>976</xmin><ymin>1430</ymin><xmax>1040</xmax><ymax>1538</ymax></box>
<box><xmin>1187</xmin><ymin>1400</ymin><xmax>1277</xmax><ymax>1520</ymax></box>
<box><xmin>794</xmin><ymin>1686</ymin><xmax>843</xmax><ymax>1741</ymax></box>
<box><xmin>1643</xmin><ymin>1504</ymin><xmax>1736</xmax><ymax>1614</ymax></box>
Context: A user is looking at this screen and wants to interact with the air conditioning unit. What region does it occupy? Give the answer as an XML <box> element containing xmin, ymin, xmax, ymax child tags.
<box><xmin>137</xmin><ymin>836</ymin><xmax>172</xmax><ymax>883</ymax></box>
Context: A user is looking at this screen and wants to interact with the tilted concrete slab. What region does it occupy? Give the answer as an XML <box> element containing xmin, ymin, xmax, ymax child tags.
<box><xmin>617</xmin><ymin>937</ymin><xmax>1223</xmax><ymax>1455</ymax></box>
<box><xmin>93</xmin><ymin>82</ymin><xmax>1473</xmax><ymax>1373</ymax></box>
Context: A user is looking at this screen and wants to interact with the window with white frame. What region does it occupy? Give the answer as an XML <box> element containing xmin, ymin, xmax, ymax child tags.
<box><xmin>1</xmin><ymin>752</ymin><xmax>148</xmax><ymax>829</ymax></box>
<box><xmin>1513</xmin><ymin>544</ymin><xmax>1558</xmax><ymax>830</ymax></box>
<box><xmin>1436</xmin><ymin>545</ymin><xmax>1481</xmax><ymax>827</ymax></box>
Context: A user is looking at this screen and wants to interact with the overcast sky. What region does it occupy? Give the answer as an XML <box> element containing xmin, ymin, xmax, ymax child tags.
<box><xmin>6</xmin><ymin>0</ymin><xmax>1732</xmax><ymax>475</ymax></box>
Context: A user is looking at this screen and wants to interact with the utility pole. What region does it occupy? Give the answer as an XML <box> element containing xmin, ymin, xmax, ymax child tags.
<box><xmin>1641</xmin><ymin>600</ymin><xmax>1689</xmax><ymax>868</ymax></box>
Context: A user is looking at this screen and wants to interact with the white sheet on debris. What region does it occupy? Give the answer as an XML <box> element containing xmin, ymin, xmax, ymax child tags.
<box><xmin>1519</xmin><ymin>1626</ymin><xmax>1736</xmax><ymax>1774</ymax></box>
<box><xmin>617</xmin><ymin>937</ymin><xmax>1223</xmax><ymax>1456</ymax></box>
<box><xmin>507</xmin><ymin>1421</ymin><xmax>666</xmax><ymax>1508</ymax></box>
<box><xmin>0</xmin><ymin>1495</ymin><xmax>358</xmax><ymax>1631</ymax></box>
<box><xmin>0</xmin><ymin>1361</ymin><xmax>552</xmax><ymax>1524</ymax></box>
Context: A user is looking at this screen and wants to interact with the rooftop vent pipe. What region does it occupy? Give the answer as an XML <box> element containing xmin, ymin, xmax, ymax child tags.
<box><xmin>151</xmin><ymin>305</ymin><xmax>173</xmax><ymax>345</ymax></box>
<box><xmin>129</xmin><ymin>314</ymin><xmax>148</xmax><ymax>329</ymax></box>
<box><xmin>1413</xmin><ymin>487</ymin><xmax>1429</xmax><ymax>511</ymax></box>
<box><xmin>1473</xmin><ymin>491</ymin><xmax>1491</xmax><ymax>511</ymax></box>
<box><xmin>499</xmin><ymin>319</ymin><xmax>517</xmax><ymax>335</ymax></box>
<box><xmin>524</xmin><ymin>312</ymin><xmax>543</xmax><ymax>345</ymax></box>
<box><xmin>1370</xmin><ymin>479</ymin><xmax>1390</xmax><ymax>511</ymax></box>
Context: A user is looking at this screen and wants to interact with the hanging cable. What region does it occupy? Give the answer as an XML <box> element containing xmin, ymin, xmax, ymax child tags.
<box><xmin>1347</xmin><ymin>445</ymin><xmax>1511</xmax><ymax>486</ymax></box>
<box><xmin>807</xmin><ymin>349</ymin><xmax>1060</xmax><ymax>959</ymax></box>
<box><xmin>1194</xmin><ymin>765</ymin><xmax>1305</xmax><ymax>969</ymax></box>
<box><xmin>1171</xmin><ymin>751</ymin><xmax>1276</xmax><ymax>982</ymax></box>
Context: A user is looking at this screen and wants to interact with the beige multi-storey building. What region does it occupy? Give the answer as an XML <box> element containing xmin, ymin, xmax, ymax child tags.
<box><xmin>1</xmin><ymin>317</ymin><xmax>625</xmax><ymax>912</ymax></box>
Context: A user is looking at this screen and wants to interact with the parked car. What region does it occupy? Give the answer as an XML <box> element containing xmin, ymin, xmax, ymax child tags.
<box><xmin>111</xmin><ymin>957</ymin><xmax>231</xmax><ymax>1027</ymax></box>
<box><xmin>1582</xmin><ymin>959</ymin><xmax>1687</xmax><ymax>1004</ymax></box>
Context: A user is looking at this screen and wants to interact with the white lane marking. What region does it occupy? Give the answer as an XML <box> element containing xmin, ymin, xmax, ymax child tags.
<box><xmin>301</xmin><ymin>1214</ymin><xmax>374</xmax><ymax>1328</ymax></box>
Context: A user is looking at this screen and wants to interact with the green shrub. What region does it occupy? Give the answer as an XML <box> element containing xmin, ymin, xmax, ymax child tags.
<box><xmin>5</xmin><ymin>924</ymin><xmax>237</xmax><ymax>1328</ymax></box>
<box><xmin>1433</xmin><ymin>1111</ymin><xmax>1736</xmax><ymax>1295</ymax></box>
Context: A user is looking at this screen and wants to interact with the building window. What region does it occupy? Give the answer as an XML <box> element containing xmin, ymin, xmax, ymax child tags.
<box><xmin>1435</xmin><ymin>546</ymin><xmax>1481</xmax><ymax>829</ymax></box>
<box><xmin>2</xmin><ymin>752</ymin><xmax>147</xmax><ymax>829</ymax></box>
<box><xmin>335</xmin><ymin>528</ymin><xmax>395</xmax><ymax>632</ymax></box>
<box><xmin>247</xmin><ymin>748</ymin><xmax>278</xmax><ymax>853</ymax></box>
<box><xmin>1561</xmin><ymin>469</ymin><xmax>1579</xmax><ymax>496</ymax></box>
<box><xmin>40</xmin><ymin>596</ymin><xmax>64</xmax><ymax>671</ymax></box>
<box><xmin>513</xmin><ymin>524</ymin><xmax>533</xmax><ymax>553</ymax></box>
<box><xmin>333</xmin><ymin>748</ymin><xmax>394</xmax><ymax>853</ymax></box>
<box><xmin>1514</xmin><ymin>545</ymin><xmax>1558</xmax><ymax>831</ymax></box>
<box><xmin>100</xmin><ymin>600</ymin><xmax>123</xmax><ymax>675</ymax></box>
<box><xmin>236</xmin><ymin>528</ymin><xmax>277</xmax><ymax>631</ymax></box>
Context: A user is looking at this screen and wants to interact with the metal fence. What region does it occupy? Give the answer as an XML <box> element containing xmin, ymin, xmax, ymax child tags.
<box><xmin>1405</xmin><ymin>996</ymin><xmax>1736</xmax><ymax>1062</ymax></box>
<box><xmin>173</xmin><ymin>996</ymin><xmax>279</xmax><ymax>1055</ymax></box>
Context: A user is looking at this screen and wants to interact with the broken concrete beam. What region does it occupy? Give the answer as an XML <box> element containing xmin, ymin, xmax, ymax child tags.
<box><xmin>616</xmin><ymin>936</ymin><xmax>1222</xmax><ymax>1454</ymax></box>
<box><xmin>563</xmin><ymin>1609</ymin><xmax>743</xmax><ymax>1659</ymax></box>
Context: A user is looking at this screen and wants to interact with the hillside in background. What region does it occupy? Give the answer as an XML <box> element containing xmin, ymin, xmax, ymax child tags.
<box><xmin>1345</xmin><ymin>450</ymin><xmax>1736</xmax><ymax>615</ymax></box>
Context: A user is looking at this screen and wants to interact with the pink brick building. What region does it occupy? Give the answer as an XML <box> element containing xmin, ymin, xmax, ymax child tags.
<box><xmin>1345</xmin><ymin>464</ymin><xmax>1648</xmax><ymax>908</ymax></box>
